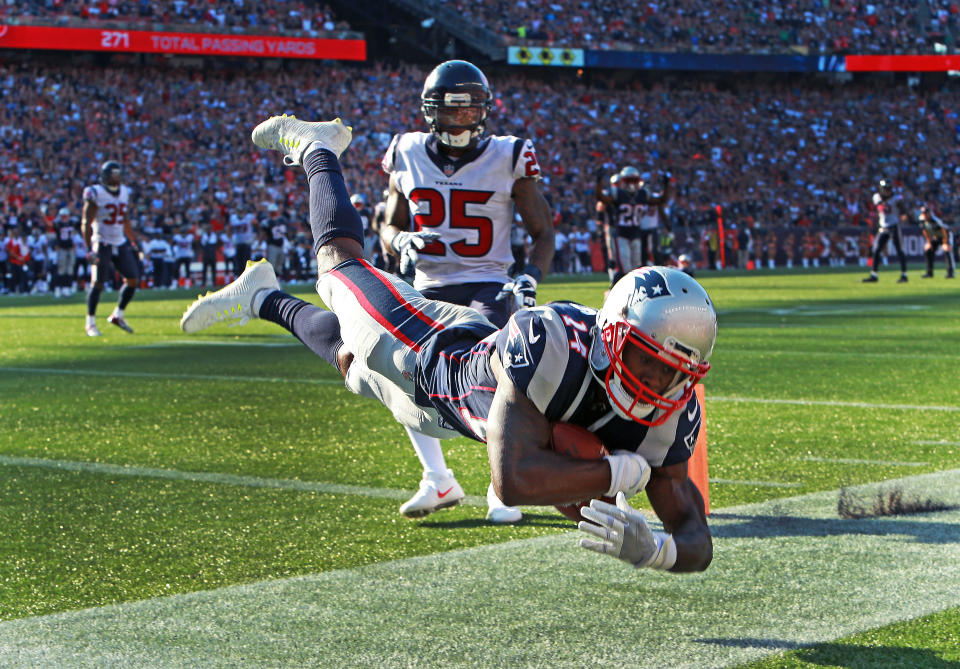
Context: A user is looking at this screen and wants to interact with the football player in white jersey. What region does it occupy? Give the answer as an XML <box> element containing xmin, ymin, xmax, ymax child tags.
<box><xmin>377</xmin><ymin>60</ymin><xmax>554</xmax><ymax>523</ymax></box>
<box><xmin>863</xmin><ymin>178</ymin><xmax>908</xmax><ymax>283</ymax></box>
<box><xmin>81</xmin><ymin>160</ymin><xmax>141</xmax><ymax>336</ymax></box>
<box><xmin>181</xmin><ymin>115</ymin><xmax>717</xmax><ymax>572</ymax></box>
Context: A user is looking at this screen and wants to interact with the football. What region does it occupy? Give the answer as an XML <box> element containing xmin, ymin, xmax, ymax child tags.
<box><xmin>548</xmin><ymin>422</ymin><xmax>614</xmax><ymax>523</ymax></box>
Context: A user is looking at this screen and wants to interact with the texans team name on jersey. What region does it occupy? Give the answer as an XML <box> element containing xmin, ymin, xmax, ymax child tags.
<box><xmin>382</xmin><ymin>131</ymin><xmax>541</xmax><ymax>290</ymax></box>
<box><xmin>83</xmin><ymin>184</ymin><xmax>132</xmax><ymax>246</ymax></box>
<box><xmin>416</xmin><ymin>301</ymin><xmax>702</xmax><ymax>468</ymax></box>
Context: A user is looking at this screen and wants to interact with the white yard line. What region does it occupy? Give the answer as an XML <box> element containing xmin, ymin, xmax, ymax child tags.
<box><xmin>0</xmin><ymin>469</ymin><xmax>957</xmax><ymax>668</ymax></box>
<box><xmin>801</xmin><ymin>456</ymin><xmax>931</xmax><ymax>467</ymax></box>
<box><xmin>709</xmin><ymin>395</ymin><xmax>960</xmax><ymax>412</ymax></box>
<box><xmin>0</xmin><ymin>455</ymin><xmax>489</xmax><ymax>507</ymax></box>
<box><xmin>0</xmin><ymin>367</ymin><xmax>343</xmax><ymax>386</ymax></box>
<box><xmin>6</xmin><ymin>367</ymin><xmax>958</xmax><ymax>413</ymax></box>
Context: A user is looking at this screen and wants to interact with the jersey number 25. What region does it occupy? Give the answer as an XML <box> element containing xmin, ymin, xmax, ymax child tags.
<box><xmin>409</xmin><ymin>188</ymin><xmax>494</xmax><ymax>258</ymax></box>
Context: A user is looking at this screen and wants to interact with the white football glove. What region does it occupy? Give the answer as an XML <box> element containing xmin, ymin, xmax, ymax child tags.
<box><xmin>578</xmin><ymin>492</ymin><xmax>677</xmax><ymax>570</ymax></box>
<box><xmin>391</xmin><ymin>230</ymin><xmax>441</xmax><ymax>277</ymax></box>
<box><xmin>495</xmin><ymin>273</ymin><xmax>538</xmax><ymax>310</ymax></box>
<box><xmin>603</xmin><ymin>450</ymin><xmax>651</xmax><ymax>499</ymax></box>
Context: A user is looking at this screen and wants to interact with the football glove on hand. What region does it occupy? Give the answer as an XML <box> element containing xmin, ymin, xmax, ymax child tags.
<box><xmin>578</xmin><ymin>492</ymin><xmax>677</xmax><ymax>570</ymax></box>
<box><xmin>603</xmin><ymin>450</ymin><xmax>651</xmax><ymax>499</ymax></box>
<box><xmin>391</xmin><ymin>230</ymin><xmax>441</xmax><ymax>277</ymax></box>
<box><xmin>495</xmin><ymin>273</ymin><xmax>538</xmax><ymax>310</ymax></box>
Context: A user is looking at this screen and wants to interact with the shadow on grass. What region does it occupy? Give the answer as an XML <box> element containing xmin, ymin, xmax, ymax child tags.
<box><xmin>696</xmin><ymin>637</ymin><xmax>960</xmax><ymax>668</ymax></box>
<box><xmin>417</xmin><ymin>512</ymin><xmax>573</xmax><ymax>530</ymax></box>
<box><xmin>709</xmin><ymin>511</ymin><xmax>959</xmax><ymax>545</ymax></box>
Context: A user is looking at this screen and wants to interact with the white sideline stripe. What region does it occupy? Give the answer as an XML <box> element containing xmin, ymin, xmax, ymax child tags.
<box><xmin>0</xmin><ymin>367</ymin><xmax>343</xmax><ymax>386</ymax></box>
<box><xmin>915</xmin><ymin>440</ymin><xmax>960</xmax><ymax>446</ymax></box>
<box><xmin>0</xmin><ymin>455</ymin><xmax>489</xmax><ymax>508</ymax></box>
<box><xmin>801</xmin><ymin>456</ymin><xmax>931</xmax><ymax>467</ymax></box>
<box><xmin>126</xmin><ymin>340</ymin><xmax>299</xmax><ymax>349</ymax></box>
<box><xmin>719</xmin><ymin>304</ymin><xmax>933</xmax><ymax>316</ymax></box>
<box><xmin>709</xmin><ymin>478</ymin><xmax>802</xmax><ymax>488</ymax></box>
<box><xmin>0</xmin><ymin>453</ymin><xmax>802</xmax><ymax>501</ymax></box>
<box><xmin>720</xmin><ymin>348</ymin><xmax>960</xmax><ymax>361</ymax></box>
<box><xmin>709</xmin><ymin>395</ymin><xmax>960</xmax><ymax>412</ymax></box>
<box><xmin>6</xmin><ymin>367</ymin><xmax>957</xmax><ymax>414</ymax></box>
<box><xmin>1</xmin><ymin>469</ymin><xmax>958</xmax><ymax>668</ymax></box>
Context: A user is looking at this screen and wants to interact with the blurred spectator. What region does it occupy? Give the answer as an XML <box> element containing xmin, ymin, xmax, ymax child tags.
<box><xmin>6</xmin><ymin>227</ymin><xmax>31</xmax><ymax>294</ymax></box>
<box><xmin>4</xmin><ymin>1</ymin><xmax>354</xmax><ymax>37</ymax></box>
<box><xmin>3</xmin><ymin>55</ymin><xmax>960</xmax><ymax>290</ymax></box>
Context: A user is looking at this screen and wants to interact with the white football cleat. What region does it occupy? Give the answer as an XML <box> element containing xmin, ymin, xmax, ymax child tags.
<box><xmin>251</xmin><ymin>114</ymin><xmax>353</xmax><ymax>166</ymax></box>
<box><xmin>84</xmin><ymin>323</ymin><xmax>102</xmax><ymax>337</ymax></box>
<box><xmin>107</xmin><ymin>313</ymin><xmax>134</xmax><ymax>333</ymax></box>
<box><xmin>399</xmin><ymin>469</ymin><xmax>465</xmax><ymax>518</ymax></box>
<box><xmin>485</xmin><ymin>482</ymin><xmax>522</xmax><ymax>524</ymax></box>
<box><xmin>180</xmin><ymin>259</ymin><xmax>280</xmax><ymax>333</ymax></box>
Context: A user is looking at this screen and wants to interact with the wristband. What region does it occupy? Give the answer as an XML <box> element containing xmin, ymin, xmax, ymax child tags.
<box><xmin>522</xmin><ymin>264</ymin><xmax>542</xmax><ymax>284</ymax></box>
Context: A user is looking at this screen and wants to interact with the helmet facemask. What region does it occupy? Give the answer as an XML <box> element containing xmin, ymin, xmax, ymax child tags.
<box><xmin>422</xmin><ymin>93</ymin><xmax>488</xmax><ymax>149</ymax></box>
<box><xmin>420</xmin><ymin>60</ymin><xmax>493</xmax><ymax>150</ymax></box>
<box><xmin>620</xmin><ymin>177</ymin><xmax>641</xmax><ymax>194</ymax></box>
<box><xmin>590</xmin><ymin>266</ymin><xmax>717</xmax><ymax>426</ymax></box>
<box><xmin>598</xmin><ymin>319</ymin><xmax>709</xmax><ymax>426</ymax></box>
<box><xmin>100</xmin><ymin>161</ymin><xmax>122</xmax><ymax>193</ymax></box>
<box><xmin>618</xmin><ymin>166</ymin><xmax>642</xmax><ymax>194</ymax></box>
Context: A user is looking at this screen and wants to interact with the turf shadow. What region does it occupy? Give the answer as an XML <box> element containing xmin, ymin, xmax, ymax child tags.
<box><xmin>709</xmin><ymin>511</ymin><xmax>959</xmax><ymax>545</ymax></box>
<box><xmin>694</xmin><ymin>638</ymin><xmax>960</xmax><ymax>668</ymax></box>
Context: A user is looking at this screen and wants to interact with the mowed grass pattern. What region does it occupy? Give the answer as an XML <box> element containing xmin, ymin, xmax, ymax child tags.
<box><xmin>1</xmin><ymin>266</ymin><xmax>958</xmax><ymax>666</ymax></box>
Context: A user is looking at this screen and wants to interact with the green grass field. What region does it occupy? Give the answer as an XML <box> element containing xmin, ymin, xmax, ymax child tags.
<box><xmin>1</xmin><ymin>266</ymin><xmax>958</xmax><ymax>667</ymax></box>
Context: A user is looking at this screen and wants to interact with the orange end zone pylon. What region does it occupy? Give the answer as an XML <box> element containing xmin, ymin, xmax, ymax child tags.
<box><xmin>689</xmin><ymin>384</ymin><xmax>710</xmax><ymax>514</ymax></box>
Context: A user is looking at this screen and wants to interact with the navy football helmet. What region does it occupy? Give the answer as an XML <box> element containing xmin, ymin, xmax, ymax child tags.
<box><xmin>100</xmin><ymin>160</ymin><xmax>122</xmax><ymax>192</ymax></box>
<box><xmin>421</xmin><ymin>60</ymin><xmax>493</xmax><ymax>149</ymax></box>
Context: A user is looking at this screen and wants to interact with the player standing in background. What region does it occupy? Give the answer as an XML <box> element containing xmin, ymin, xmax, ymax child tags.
<box><xmin>262</xmin><ymin>203</ymin><xmax>288</xmax><ymax>280</ymax></box>
<box><xmin>230</xmin><ymin>211</ymin><xmax>256</xmax><ymax>278</ymax></box>
<box><xmin>26</xmin><ymin>225</ymin><xmax>49</xmax><ymax>294</ymax></box>
<box><xmin>863</xmin><ymin>178</ymin><xmax>908</xmax><ymax>283</ymax></box>
<box><xmin>172</xmin><ymin>224</ymin><xmax>196</xmax><ymax>287</ymax></box>
<box><xmin>53</xmin><ymin>207</ymin><xmax>78</xmax><ymax>297</ymax></box>
<box><xmin>379</xmin><ymin>60</ymin><xmax>554</xmax><ymax>523</ymax></box>
<box><xmin>81</xmin><ymin>160</ymin><xmax>141</xmax><ymax>336</ymax></box>
<box><xmin>919</xmin><ymin>205</ymin><xmax>955</xmax><ymax>279</ymax></box>
<box><xmin>198</xmin><ymin>222</ymin><xmax>222</xmax><ymax>287</ymax></box>
<box><xmin>596</xmin><ymin>166</ymin><xmax>670</xmax><ymax>285</ymax></box>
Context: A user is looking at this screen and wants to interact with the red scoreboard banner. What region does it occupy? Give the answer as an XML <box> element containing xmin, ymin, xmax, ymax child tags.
<box><xmin>0</xmin><ymin>24</ymin><xmax>366</xmax><ymax>60</ymax></box>
<box><xmin>845</xmin><ymin>55</ymin><xmax>960</xmax><ymax>71</ymax></box>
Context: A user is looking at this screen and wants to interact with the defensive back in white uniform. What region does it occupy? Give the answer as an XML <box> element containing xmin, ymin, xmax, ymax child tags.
<box><xmin>382</xmin><ymin>132</ymin><xmax>541</xmax><ymax>290</ymax></box>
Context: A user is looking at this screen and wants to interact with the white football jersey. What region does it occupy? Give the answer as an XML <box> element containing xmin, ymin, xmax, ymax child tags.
<box><xmin>83</xmin><ymin>184</ymin><xmax>132</xmax><ymax>246</ymax></box>
<box><xmin>638</xmin><ymin>203</ymin><xmax>661</xmax><ymax>231</ymax></box>
<box><xmin>382</xmin><ymin>132</ymin><xmax>541</xmax><ymax>290</ymax></box>
<box><xmin>872</xmin><ymin>191</ymin><xmax>905</xmax><ymax>229</ymax></box>
<box><xmin>173</xmin><ymin>233</ymin><xmax>195</xmax><ymax>259</ymax></box>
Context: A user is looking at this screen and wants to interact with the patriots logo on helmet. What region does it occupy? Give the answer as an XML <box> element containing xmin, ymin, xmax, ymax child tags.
<box><xmin>629</xmin><ymin>268</ymin><xmax>671</xmax><ymax>308</ymax></box>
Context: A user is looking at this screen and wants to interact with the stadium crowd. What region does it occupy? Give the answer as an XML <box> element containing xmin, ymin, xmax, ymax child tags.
<box><xmin>2</xmin><ymin>56</ymin><xmax>959</xmax><ymax>293</ymax></box>
<box><xmin>431</xmin><ymin>0</ymin><xmax>953</xmax><ymax>54</ymax></box>
<box><xmin>6</xmin><ymin>1</ymin><xmax>957</xmax><ymax>55</ymax></box>
<box><xmin>3</xmin><ymin>1</ymin><xmax>352</xmax><ymax>36</ymax></box>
